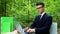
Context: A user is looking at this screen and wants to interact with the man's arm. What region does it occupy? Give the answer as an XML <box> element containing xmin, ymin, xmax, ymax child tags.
<box><xmin>30</xmin><ymin>16</ymin><xmax>38</xmax><ymax>28</ymax></box>
<box><xmin>24</xmin><ymin>16</ymin><xmax>39</xmax><ymax>33</ymax></box>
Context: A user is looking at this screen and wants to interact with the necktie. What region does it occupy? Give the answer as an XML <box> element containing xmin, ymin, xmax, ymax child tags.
<box><xmin>39</xmin><ymin>15</ymin><xmax>41</xmax><ymax>19</ymax></box>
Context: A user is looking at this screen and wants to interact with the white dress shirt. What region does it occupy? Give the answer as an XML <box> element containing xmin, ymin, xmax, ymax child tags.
<box><xmin>40</xmin><ymin>12</ymin><xmax>45</xmax><ymax>19</ymax></box>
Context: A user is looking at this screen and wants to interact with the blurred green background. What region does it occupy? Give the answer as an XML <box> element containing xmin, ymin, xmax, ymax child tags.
<box><xmin>0</xmin><ymin>0</ymin><xmax>60</xmax><ymax>33</ymax></box>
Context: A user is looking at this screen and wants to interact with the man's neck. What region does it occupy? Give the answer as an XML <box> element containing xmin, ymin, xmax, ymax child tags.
<box><xmin>40</xmin><ymin>12</ymin><xmax>45</xmax><ymax>16</ymax></box>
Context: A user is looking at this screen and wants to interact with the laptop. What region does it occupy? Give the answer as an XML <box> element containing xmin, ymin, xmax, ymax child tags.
<box><xmin>15</xmin><ymin>22</ymin><xmax>27</xmax><ymax>34</ymax></box>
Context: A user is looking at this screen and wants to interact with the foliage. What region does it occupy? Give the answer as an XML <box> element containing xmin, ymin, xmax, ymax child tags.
<box><xmin>0</xmin><ymin>0</ymin><xmax>60</xmax><ymax>28</ymax></box>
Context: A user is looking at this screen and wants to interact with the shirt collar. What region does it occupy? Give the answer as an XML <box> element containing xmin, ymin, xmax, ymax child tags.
<box><xmin>40</xmin><ymin>12</ymin><xmax>45</xmax><ymax>16</ymax></box>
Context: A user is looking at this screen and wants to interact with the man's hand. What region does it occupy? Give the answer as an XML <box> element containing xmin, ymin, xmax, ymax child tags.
<box><xmin>24</xmin><ymin>27</ymin><xmax>29</xmax><ymax>31</ymax></box>
<box><xmin>26</xmin><ymin>29</ymin><xmax>35</xmax><ymax>33</ymax></box>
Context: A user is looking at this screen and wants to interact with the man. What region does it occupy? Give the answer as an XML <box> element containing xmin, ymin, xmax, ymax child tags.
<box><xmin>25</xmin><ymin>2</ymin><xmax>52</xmax><ymax>34</ymax></box>
<box><xmin>2</xmin><ymin>2</ymin><xmax>52</xmax><ymax>34</ymax></box>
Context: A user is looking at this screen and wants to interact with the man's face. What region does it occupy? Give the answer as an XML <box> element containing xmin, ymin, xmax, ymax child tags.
<box><xmin>36</xmin><ymin>5</ymin><xmax>44</xmax><ymax>14</ymax></box>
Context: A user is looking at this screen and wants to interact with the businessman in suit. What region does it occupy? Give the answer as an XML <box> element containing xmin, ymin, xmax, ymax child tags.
<box><xmin>25</xmin><ymin>2</ymin><xmax>52</xmax><ymax>34</ymax></box>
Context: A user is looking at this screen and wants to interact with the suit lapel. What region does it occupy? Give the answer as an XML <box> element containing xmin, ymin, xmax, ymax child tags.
<box><xmin>40</xmin><ymin>13</ymin><xmax>46</xmax><ymax>20</ymax></box>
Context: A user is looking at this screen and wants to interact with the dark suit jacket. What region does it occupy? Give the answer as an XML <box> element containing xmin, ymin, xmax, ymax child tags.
<box><xmin>30</xmin><ymin>13</ymin><xmax>52</xmax><ymax>34</ymax></box>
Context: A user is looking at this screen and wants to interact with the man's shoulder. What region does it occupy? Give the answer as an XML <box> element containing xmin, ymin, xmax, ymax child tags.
<box><xmin>45</xmin><ymin>13</ymin><xmax>52</xmax><ymax>19</ymax></box>
<box><xmin>34</xmin><ymin>15</ymin><xmax>40</xmax><ymax>19</ymax></box>
<box><xmin>35</xmin><ymin>15</ymin><xmax>40</xmax><ymax>17</ymax></box>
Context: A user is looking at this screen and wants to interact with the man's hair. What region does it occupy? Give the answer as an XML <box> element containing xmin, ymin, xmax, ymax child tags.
<box><xmin>36</xmin><ymin>2</ymin><xmax>44</xmax><ymax>7</ymax></box>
